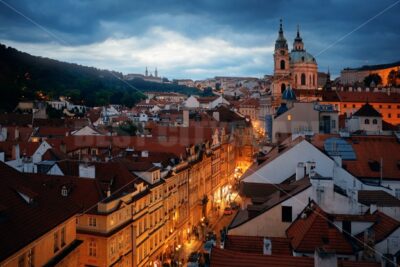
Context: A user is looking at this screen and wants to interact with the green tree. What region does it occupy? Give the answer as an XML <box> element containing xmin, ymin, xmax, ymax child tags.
<box><xmin>363</xmin><ymin>73</ymin><xmax>382</xmax><ymax>87</ymax></box>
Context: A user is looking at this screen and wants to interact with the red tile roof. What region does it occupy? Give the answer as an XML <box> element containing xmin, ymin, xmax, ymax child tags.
<box><xmin>210</xmin><ymin>247</ymin><xmax>380</xmax><ymax>267</ymax></box>
<box><xmin>358</xmin><ymin>190</ymin><xmax>400</xmax><ymax>207</ymax></box>
<box><xmin>224</xmin><ymin>235</ymin><xmax>291</xmax><ymax>255</ymax></box>
<box><xmin>35</xmin><ymin>127</ymin><xmax>70</xmax><ymax>138</ymax></box>
<box><xmin>0</xmin><ymin>162</ymin><xmax>80</xmax><ymax>262</ymax></box>
<box><xmin>286</xmin><ymin>202</ymin><xmax>354</xmax><ymax>254</ymax></box>
<box><xmin>343</xmin><ymin>136</ymin><xmax>400</xmax><ymax>180</ymax></box>
<box><xmin>210</xmin><ymin>247</ymin><xmax>313</xmax><ymax>267</ymax></box>
<box><xmin>3</xmin><ymin>126</ymin><xmax>33</xmax><ymax>142</ymax></box>
<box><xmin>355</xmin><ymin>211</ymin><xmax>400</xmax><ymax>245</ymax></box>
<box><xmin>324</xmin><ymin>91</ymin><xmax>400</xmax><ymax>103</ymax></box>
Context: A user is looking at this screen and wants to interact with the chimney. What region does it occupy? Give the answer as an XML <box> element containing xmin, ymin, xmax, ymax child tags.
<box><xmin>15</xmin><ymin>127</ymin><xmax>20</xmax><ymax>140</ymax></box>
<box><xmin>296</xmin><ymin>162</ymin><xmax>305</xmax><ymax>180</ymax></box>
<box><xmin>213</xmin><ymin>111</ymin><xmax>220</xmax><ymax>121</ymax></box>
<box><xmin>370</xmin><ymin>203</ymin><xmax>377</xmax><ymax>214</ymax></box>
<box><xmin>183</xmin><ymin>109</ymin><xmax>189</xmax><ymax>127</ymax></box>
<box><xmin>263</xmin><ymin>238</ymin><xmax>272</xmax><ymax>255</ymax></box>
<box><xmin>13</xmin><ymin>144</ymin><xmax>20</xmax><ymax>160</ymax></box>
<box><xmin>141</xmin><ymin>150</ymin><xmax>149</xmax><ymax>158</ymax></box>
<box><xmin>314</xmin><ymin>248</ymin><xmax>337</xmax><ymax>267</ymax></box>
<box><xmin>306</xmin><ymin>161</ymin><xmax>316</xmax><ymax>176</ymax></box>
<box><xmin>106</xmin><ymin>186</ymin><xmax>111</xmax><ymax>197</ymax></box>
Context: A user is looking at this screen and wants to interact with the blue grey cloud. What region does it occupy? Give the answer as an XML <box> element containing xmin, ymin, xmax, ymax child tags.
<box><xmin>0</xmin><ymin>0</ymin><xmax>399</xmax><ymax>79</ymax></box>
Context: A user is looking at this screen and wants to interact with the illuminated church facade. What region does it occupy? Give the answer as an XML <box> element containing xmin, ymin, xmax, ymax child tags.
<box><xmin>272</xmin><ymin>20</ymin><xmax>318</xmax><ymax>97</ymax></box>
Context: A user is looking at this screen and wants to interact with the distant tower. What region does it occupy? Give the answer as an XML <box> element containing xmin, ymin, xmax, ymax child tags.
<box><xmin>293</xmin><ymin>25</ymin><xmax>304</xmax><ymax>51</ymax></box>
<box><xmin>145</xmin><ymin>67</ymin><xmax>148</xmax><ymax>77</ymax></box>
<box><xmin>155</xmin><ymin>67</ymin><xmax>158</xmax><ymax>78</ymax></box>
<box><xmin>272</xmin><ymin>19</ymin><xmax>291</xmax><ymax>98</ymax></box>
<box><xmin>324</xmin><ymin>67</ymin><xmax>332</xmax><ymax>91</ymax></box>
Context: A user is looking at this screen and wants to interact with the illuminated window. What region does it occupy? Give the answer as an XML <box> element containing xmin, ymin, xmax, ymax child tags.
<box><xmin>287</xmin><ymin>115</ymin><xmax>292</xmax><ymax>121</ymax></box>
<box><xmin>89</xmin><ymin>217</ymin><xmax>97</xmax><ymax>227</ymax></box>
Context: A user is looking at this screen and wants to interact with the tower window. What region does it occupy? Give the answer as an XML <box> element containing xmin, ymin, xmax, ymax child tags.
<box><xmin>295</xmin><ymin>75</ymin><xmax>298</xmax><ymax>85</ymax></box>
<box><xmin>281</xmin><ymin>84</ymin><xmax>286</xmax><ymax>93</ymax></box>
<box><xmin>301</xmin><ymin>73</ymin><xmax>306</xmax><ymax>85</ymax></box>
<box><xmin>280</xmin><ymin>60</ymin><xmax>285</xmax><ymax>70</ymax></box>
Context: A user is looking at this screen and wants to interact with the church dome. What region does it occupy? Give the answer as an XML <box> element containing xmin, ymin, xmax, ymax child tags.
<box><xmin>290</xmin><ymin>51</ymin><xmax>317</xmax><ymax>64</ymax></box>
<box><xmin>282</xmin><ymin>85</ymin><xmax>296</xmax><ymax>101</ymax></box>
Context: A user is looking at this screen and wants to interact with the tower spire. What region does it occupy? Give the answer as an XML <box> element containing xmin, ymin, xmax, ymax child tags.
<box><xmin>297</xmin><ymin>24</ymin><xmax>300</xmax><ymax>38</ymax></box>
<box><xmin>275</xmin><ymin>19</ymin><xmax>288</xmax><ymax>50</ymax></box>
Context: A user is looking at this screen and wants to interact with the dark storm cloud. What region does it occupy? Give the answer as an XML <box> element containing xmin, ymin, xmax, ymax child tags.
<box><xmin>0</xmin><ymin>0</ymin><xmax>399</xmax><ymax>78</ymax></box>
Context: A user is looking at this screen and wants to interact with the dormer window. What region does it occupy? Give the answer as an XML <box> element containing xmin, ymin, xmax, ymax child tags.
<box><xmin>61</xmin><ymin>186</ymin><xmax>68</xmax><ymax>197</ymax></box>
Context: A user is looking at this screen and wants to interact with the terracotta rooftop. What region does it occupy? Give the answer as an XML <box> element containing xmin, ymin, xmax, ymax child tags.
<box><xmin>224</xmin><ymin>235</ymin><xmax>291</xmax><ymax>256</ymax></box>
<box><xmin>210</xmin><ymin>247</ymin><xmax>380</xmax><ymax>267</ymax></box>
<box><xmin>358</xmin><ymin>190</ymin><xmax>400</xmax><ymax>207</ymax></box>
<box><xmin>342</xmin><ymin>136</ymin><xmax>400</xmax><ymax>180</ymax></box>
<box><xmin>0</xmin><ymin>162</ymin><xmax>80</xmax><ymax>262</ymax></box>
<box><xmin>355</xmin><ymin>211</ymin><xmax>400</xmax><ymax>246</ymax></box>
<box><xmin>210</xmin><ymin>247</ymin><xmax>313</xmax><ymax>267</ymax></box>
<box><xmin>286</xmin><ymin>202</ymin><xmax>354</xmax><ymax>255</ymax></box>
<box><xmin>323</xmin><ymin>91</ymin><xmax>400</xmax><ymax>103</ymax></box>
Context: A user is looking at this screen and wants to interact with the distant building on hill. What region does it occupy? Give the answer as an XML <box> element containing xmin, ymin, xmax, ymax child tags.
<box><xmin>340</xmin><ymin>61</ymin><xmax>400</xmax><ymax>86</ymax></box>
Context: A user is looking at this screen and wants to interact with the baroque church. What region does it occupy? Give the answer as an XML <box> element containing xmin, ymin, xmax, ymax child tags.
<box><xmin>272</xmin><ymin>20</ymin><xmax>318</xmax><ymax>97</ymax></box>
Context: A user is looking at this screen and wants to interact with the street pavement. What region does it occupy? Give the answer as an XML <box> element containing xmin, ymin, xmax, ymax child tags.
<box><xmin>181</xmin><ymin>210</ymin><xmax>236</xmax><ymax>265</ymax></box>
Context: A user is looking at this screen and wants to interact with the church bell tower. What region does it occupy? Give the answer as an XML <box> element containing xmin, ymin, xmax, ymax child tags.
<box><xmin>272</xmin><ymin>19</ymin><xmax>291</xmax><ymax>98</ymax></box>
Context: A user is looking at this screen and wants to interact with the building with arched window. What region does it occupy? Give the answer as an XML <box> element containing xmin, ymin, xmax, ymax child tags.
<box><xmin>272</xmin><ymin>21</ymin><xmax>318</xmax><ymax>98</ymax></box>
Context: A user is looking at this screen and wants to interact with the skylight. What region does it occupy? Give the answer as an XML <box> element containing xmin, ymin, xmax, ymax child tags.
<box><xmin>324</xmin><ymin>137</ymin><xmax>356</xmax><ymax>160</ymax></box>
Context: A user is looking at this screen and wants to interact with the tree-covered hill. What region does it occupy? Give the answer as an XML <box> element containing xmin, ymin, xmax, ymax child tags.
<box><xmin>0</xmin><ymin>43</ymin><xmax>201</xmax><ymax>111</ymax></box>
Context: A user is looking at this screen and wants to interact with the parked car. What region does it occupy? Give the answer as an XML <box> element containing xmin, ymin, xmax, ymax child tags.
<box><xmin>224</xmin><ymin>207</ymin><xmax>233</xmax><ymax>215</ymax></box>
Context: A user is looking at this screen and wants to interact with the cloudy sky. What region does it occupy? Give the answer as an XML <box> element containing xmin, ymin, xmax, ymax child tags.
<box><xmin>0</xmin><ymin>0</ymin><xmax>399</xmax><ymax>79</ymax></box>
